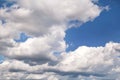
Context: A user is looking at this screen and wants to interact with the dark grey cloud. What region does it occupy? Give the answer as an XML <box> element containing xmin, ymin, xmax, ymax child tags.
<box><xmin>9</xmin><ymin>68</ymin><xmax>26</xmax><ymax>72</ymax></box>
<box><xmin>43</xmin><ymin>69</ymin><xmax>106</xmax><ymax>77</ymax></box>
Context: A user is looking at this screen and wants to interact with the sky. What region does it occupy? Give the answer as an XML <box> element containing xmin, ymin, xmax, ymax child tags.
<box><xmin>66</xmin><ymin>0</ymin><xmax>120</xmax><ymax>51</ymax></box>
<box><xmin>0</xmin><ymin>0</ymin><xmax>120</xmax><ymax>80</ymax></box>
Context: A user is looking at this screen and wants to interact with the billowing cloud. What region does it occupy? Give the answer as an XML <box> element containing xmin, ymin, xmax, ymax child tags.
<box><xmin>0</xmin><ymin>0</ymin><xmax>102</xmax><ymax>37</ymax></box>
<box><xmin>1</xmin><ymin>0</ymin><xmax>119</xmax><ymax>80</ymax></box>
<box><xmin>0</xmin><ymin>42</ymin><xmax>120</xmax><ymax>80</ymax></box>
<box><xmin>0</xmin><ymin>0</ymin><xmax>103</xmax><ymax>63</ymax></box>
<box><xmin>5</xmin><ymin>26</ymin><xmax>66</xmax><ymax>65</ymax></box>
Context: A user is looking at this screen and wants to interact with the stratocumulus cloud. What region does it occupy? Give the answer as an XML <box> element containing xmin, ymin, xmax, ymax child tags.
<box><xmin>0</xmin><ymin>0</ymin><xmax>120</xmax><ymax>80</ymax></box>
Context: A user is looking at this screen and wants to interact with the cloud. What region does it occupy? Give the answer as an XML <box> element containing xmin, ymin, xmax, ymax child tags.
<box><xmin>2</xmin><ymin>26</ymin><xmax>66</xmax><ymax>65</ymax></box>
<box><xmin>0</xmin><ymin>0</ymin><xmax>103</xmax><ymax>63</ymax></box>
<box><xmin>0</xmin><ymin>42</ymin><xmax>120</xmax><ymax>79</ymax></box>
<box><xmin>1</xmin><ymin>0</ymin><xmax>119</xmax><ymax>80</ymax></box>
<box><xmin>0</xmin><ymin>0</ymin><xmax>102</xmax><ymax>37</ymax></box>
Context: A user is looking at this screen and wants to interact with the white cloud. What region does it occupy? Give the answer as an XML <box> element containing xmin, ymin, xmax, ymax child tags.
<box><xmin>0</xmin><ymin>42</ymin><xmax>120</xmax><ymax>79</ymax></box>
<box><xmin>2</xmin><ymin>26</ymin><xmax>66</xmax><ymax>65</ymax></box>
<box><xmin>58</xmin><ymin>42</ymin><xmax>120</xmax><ymax>71</ymax></box>
<box><xmin>0</xmin><ymin>0</ymin><xmax>103</xmax><ymax>62</ymax></box>
<box><xmin>0</xmin><ymin>0</ymin><xmax>102</xmax><ymax>37</ymax></box>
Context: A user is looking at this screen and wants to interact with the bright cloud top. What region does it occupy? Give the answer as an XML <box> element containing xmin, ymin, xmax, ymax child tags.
<box><xmin>0</xmin><ymin>0</ymin><xmax>120</xmax><ymax>80</ymax></box>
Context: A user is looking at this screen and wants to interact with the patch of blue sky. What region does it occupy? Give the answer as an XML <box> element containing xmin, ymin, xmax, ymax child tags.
<box><xmin>0</xmin><ymin>55</ymin><xmax>5</xmax><ymax>64</ymax></box>
<box><xmin>14</xmin><ymin>33</ymin><xmax>31</xmax><ymax>43</ymax></box>
<box><xmin>65</xmin><ymin>0</ymin><xmax>120</xmax><ymax>51</ymax></box>
<box><xmin>0</xmin><ymin>0</ymin><xmax>16</xmax><ymax>8</ymax></box>
<box><xmin>0</xmin><ymin>19</ymin><xmax>6</xmax><ymax>25</ymax></box>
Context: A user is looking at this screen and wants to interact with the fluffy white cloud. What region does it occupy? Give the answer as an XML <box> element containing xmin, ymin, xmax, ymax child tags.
<box><xmin>58</xmin><ymin>42</ymin><xmax>120</xmax><ymax>72</ymax></box>
<box><xmin>0</xmin><ymin>42</ymin><xmax>120</xmax><ymax>80</ymax></box>
<box><xmin>4</xmin><ymin>26</ymin><xmax>66</xmax><ymax>65</ymax></box>
<box><xmin>0</xmin><ymin>0</ymin><xmax>103</xmax><ymax>63</ymax></box>
<box><xmin>0</xmin><ymin>0</ymin><xmax>102</xmax><ymax>37</ymax></box>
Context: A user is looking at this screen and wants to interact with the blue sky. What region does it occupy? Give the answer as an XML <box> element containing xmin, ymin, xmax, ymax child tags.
<box><xmin>65</xmin><ymin>0</ymin><xmax>120</xmax><ymax>51</ymax></box>
<box><xmin>14</xmin><ymin>33</ymin><xmax>30</xmax><ymax>42</ymax></box>
<box><xmin>0</xmin><ymin>0</ymin><xmax>15</xmax><ymax>7</ymax></box>
<box><xmin>0</xmin><ymin>55</ymin><xmax>4</xmax><ymax>63</ymax></box>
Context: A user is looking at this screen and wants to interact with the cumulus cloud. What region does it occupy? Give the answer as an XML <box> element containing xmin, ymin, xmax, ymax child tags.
<box><xmin>1</xmin><ymin>0</ymin><xmax>119</xmax><ymax>80</ymax></box>
<box><xmin>3</xmin><ymin>26</ymin><xmax>66</xmax><ymax>65</ymax></box>
<box><xmin>0</xmin><ymin>0</ymin><xmax>102</xmax><ymax>37</ymax></box>
<box><xmin>0</xmin><ymin>42</ymin><xmax>120</xmax><ymax>80</ymax></box>
<box><xmin>0</xmin><ymin>0</ymin><xmax>103</xmax><ymax>63</ymax></box>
